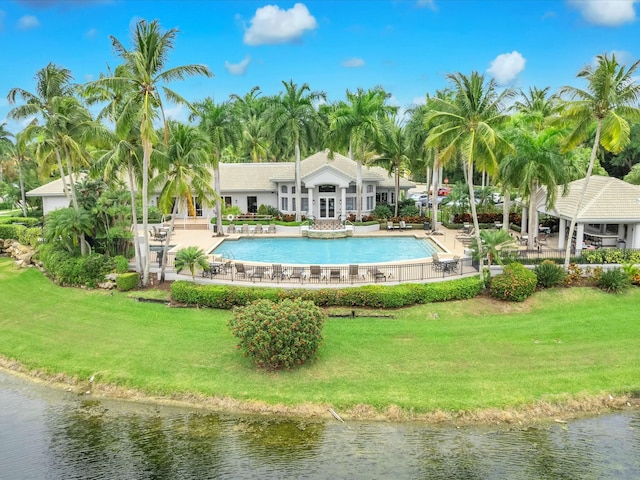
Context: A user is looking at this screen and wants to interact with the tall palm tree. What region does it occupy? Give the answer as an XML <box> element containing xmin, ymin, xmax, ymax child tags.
<box><xmin>266</xmin><ymin>80</ymin><xmax>326</xmax><ymax>221</ymax></box>
<box><xmin>89</xmin><ymin>19</ymin><xmax>213</xmax><ymax>286</ymax></box>
<box><xmin>513</xmin><ymin>86</ymin><xmax>560</xmax><ymax>131</ymax></box>
<box><xmin>372</xmin><ymin>116</ymin><xmax>410</xmax><ymax>217</ymax></box>
<box><xmin>426</xmin><ymin>72</ymin><xmax>514</xmax><ymax>269</ymax></box>
<box><xmin>192</xmin><ymin>97</ymin><xmax>240</xmax><ymax>235</ymax></box>
<box><xmin>2</xmin><ymin>132</ymin><xmax>33</xmax><ymax>217</ymax></box>
<box><xmin>559</xmin><ymin>53</ymin><xmax>640</xmax><ymax>267</ymax></box>
<box><xmin>153</xmin><ymin>122</ymin><xmax>215</xmax><ymax>281</ymax></box>
<box><xmin>0</xmin><ymin>123</ymin><xmax>14</xmax><ymax>184</ymax></box>
<box><xmin>328</xmin><ymin>86</ymin><xmax>396</xmax><ymax>221</ymax></box>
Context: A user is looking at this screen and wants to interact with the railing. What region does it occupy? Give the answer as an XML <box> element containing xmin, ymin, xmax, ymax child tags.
<box><xmin>149</xmin><ymin>256</ymin><xmax>478</xmax><ymax>285</ymax></box>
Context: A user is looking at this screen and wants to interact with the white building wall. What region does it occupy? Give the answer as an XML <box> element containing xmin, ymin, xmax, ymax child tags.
<box><xmin>42</xmin><ymin>197</ymin><xmax>70</xmax><ymax>215</ymax></box>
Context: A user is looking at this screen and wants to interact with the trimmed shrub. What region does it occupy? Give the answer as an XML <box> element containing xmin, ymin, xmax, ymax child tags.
<box><xmin>534</xmin><ymin>260</ymin><xmax>566</xmax><ymax>288</ymax></box>
<box><xmin>490</xmin><ymin>263</ymin><xmax>537</xmax><ymax>302</ymax></box>
<box><xmin>0</xmin><ymin>217</ymin><xmax>41</xmax><ymax>227</ymax></box>
<box><xmin>0</xmin><ymin>224</ymin><xmax>26</xmax><ymax>240</ymax></box>
<box><xmin>228</xmin><ymin>298</ymin><xmax>325</xmax><ymax>370</ymax></box>
<box><xmin>597</xmin><ymin>268</ymin><xmax>631</xmax><ymax>293</ymax></box>
<box><xmin>372</xmin><ymin>204</ymin><xmax>392</xmax><ymax>219</ymax></box>
<box><xmin>116</xmin><ymin>272</ymin><xmax>139</xmax><ymax>291</ymax></box>
<box><xmin>171</xmin><ymin>276</ymin><xmax>484</xmax><ymax>310</ymax></box>
<box><xmin>18</xmin><ymin>227</ymin><xmax>43</xmax><ymax>247</ymax></box>
<box><xmin>38</xmin><ymin>245</ymin><xmax>115</xmax><ymax>288</ymax></box>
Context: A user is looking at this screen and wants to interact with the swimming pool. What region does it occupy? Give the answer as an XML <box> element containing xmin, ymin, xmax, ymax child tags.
<box><xmin>210</xmin><ymin>236</ymin><xmax>438</xmax><ymax>265</ymax></box>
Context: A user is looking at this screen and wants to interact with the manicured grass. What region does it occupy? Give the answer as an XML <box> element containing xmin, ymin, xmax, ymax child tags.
<box><xmin>1</xmin><ymin>257</ymin><xmax>639</xmax><ymax>415</ymax></box>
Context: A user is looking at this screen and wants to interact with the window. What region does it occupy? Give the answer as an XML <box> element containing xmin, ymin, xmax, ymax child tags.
<box><xmin>292</xmin><ymin>198</ymin><xmax>296</xmax><ymax>211</ymax></box>
<box><xmin>347</xmin><ymin>185</ymin><xmax>356</xmax><ymax>193</ymax></box>
<box><xmin>223</xmin><ymin>196</ymin><xmax>232</xmax><ymax>207</ymax></box>
<box><xmin>301</xmin><ymin>198</ymin><xmax>309</xmax><ymax>212</ymax></box>
<box><xmin>319</xmin><ymin>185</ymin><xmax>336</xmax><ymax>193</ymax></box>
<box><xmin>346</xmin><ymin>197</ymin><xmax>355</xmax><ymax>210</ymax></box>
<box><xmin>301</xmin><ymin>186</ymin><xmax>308</xmax><ymax>193</ymax></box>
<box><xmin>366</xmin><ymin>196</ymin><xmax>374</xmax><ymax>210</ymax></box>
<box><xmin>292</xmin><ymin>186</ymin><xmax>296</xmax><ymax>194</ymax></box>
<box><xmin>281</xmin><ymin>185</ymin><xmax>288</xmax><ymax>193</ymax></box>
<box><xmin>281</xmin><ymin>197</ymin><xmax>288</xmax><ymax>211</ymax></box>
<box><xmin>366</xmin><ymin>184</ymin><xmax>374</xmax><ymax>193</ymax></box>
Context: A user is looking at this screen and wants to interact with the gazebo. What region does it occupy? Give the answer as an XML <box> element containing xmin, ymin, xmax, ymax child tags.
<box><xmin>539</xmin><ymin>176</ymin><xmax>640</xmax><ymax>253</ymax></box>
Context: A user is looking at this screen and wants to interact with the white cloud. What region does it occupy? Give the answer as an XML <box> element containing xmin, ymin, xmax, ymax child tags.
<box><xmin>412</xmin><ymin>96</ymin><xmax>427</xmax><ymax>105</ymax></box>
<box><xmin>225</xmin><ymin>56</ymin><xmax>251</xmax><ymax>75</ymax></box>
<box><xmin>567</xmin><ymin>0</ymin><xmax>636</xmax><ymax>27</ymax></box>
<box><xmin>416</xmin><ymin>0</ymin><xmax>437</xmax><ymax>10</ymax></box>
<box><xmin>243</xmin><ymin>3</ymin><xmax>317</xmax><ymax>46</ymax></box>
<box><xmin>85</xmin><ymin>28</ymin><xmax>97</xmax><ymax>39</ymax></box>
<box><xmin>17</xmin><ymin>15</ymin><xmax>40</xmax><ymax>29</ymax></box>
<box><xmin>342</xmin><ymin>57</ymin><xmax>364</xmax><ymax>68</ymax></box>
<box><xmin>487</xmin><ymin>51</ymin><xmax>526</xmax><ymax>85</ymax></box>
<box><xmin>164</xmin><ymin>104</ymin><xmax>188</xmax><ymax>124</ymax></box>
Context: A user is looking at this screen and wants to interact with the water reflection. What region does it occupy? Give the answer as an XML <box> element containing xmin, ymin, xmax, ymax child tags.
<box><xmin>1</xmin><ymin>371</ymin><xmax>639</xmax><ymax>479</ymax></box>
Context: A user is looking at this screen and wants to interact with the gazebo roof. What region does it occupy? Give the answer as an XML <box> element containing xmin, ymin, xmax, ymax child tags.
<box><xmin>543</xmin><ymin>176</ymin><xmax>640</xmax><ymax>223</ymax></box>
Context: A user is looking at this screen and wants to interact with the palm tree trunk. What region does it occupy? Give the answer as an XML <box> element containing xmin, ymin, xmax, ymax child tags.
<box><xmin>295</xmin><ymin>141</ymin><xmax>302</xmax><ymax>222</ymax></box>
<box><xmin>394</xmin><ymin>167</ymin><xmax>400</xmax><ymax>217</ymax></box>
<box><xmin>214</xmin><ymin>162</ymin><xmax>223</xmax><ymax>237</ymax></box>
<box><xmin>502</xmin><ymin>188</ymin><xmax>510</xmax><ymax>231</ymax></box>
<box><xmin>431</xmin><ymin>160</ymin><xmax>439</xmax><ymax>233</ymax></box>
<box><xmin>127</xmin><ymin>156</ymin><xmax>143</xmax><ymax>276</ymax></box>
<box><xmin>466</xmin><ymin>160</ymin><xmax>485</xmax><ymax>279</ymax></box>
<box><xmin>63</xmin><ymin>145</ymin><xmax>86</xmax><ymax>256</ymax></box>
<box><xmin>356</xmin><ymin>160</ymin><xmax>363</xmax><ymax>222</ymax></box>
<box><xmin>18</xmin><ymin>160</ymin><xmax>28</xmax><ymax>217</ymax></box>
<box><xmin>141</xmin><ymin>138</ymin><xmax>151</xmax><ymax>287</ymax></box>
<box><xmin>160</xmin><ymin>199</ymin><xmax>178</xmax><ymax>283</ymax></box>
<box><xmin>527</xmin><ymin>180</ymin><xmax>538</xmax><ymax>249</ymax></box>
<box><xmin>563</xmin><ymin>119</ymin><xmax>602</xmax><ymax>268</ymax></box>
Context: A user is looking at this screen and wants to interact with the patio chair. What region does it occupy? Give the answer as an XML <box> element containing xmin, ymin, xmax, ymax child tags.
<box><xmin>399</xmin><ymin>220</ymin><xmax>412</xmax><ymax>230</ymax></box>
<box><xmin>329</xmin><ymin>268</ymin><xmax>341</xmax><ymax>283</ymax></box>
<box><xmin>227</xmin><ymin>224</ymin><xmax>236</xmax><ymax>234</ymax></box>
<box><xmin>387</xmin><ymin>221</ymin><xmax>395</xmax><ymax>231</ymax></box>
<box><xmin>255</xmin><ymin>223</ymin><xmax>263</xmax><ymax>234</ymax></box>
<box><xmin>432</xmin><ymin>252</ymin><xmax>445</xmax><ymax>271</ymax></box>
<box><xmin>289</xmin><ymin>267</ymin><xmax>305</xmax><ymax>283</ymax></box>
<box><xmin>268</xmin><ymin>223</ymin><xmax>277</xmax><ymax>234</ymax></box>
<box><xmin>241</xmin><ymin>224</ymin><xmax>249</xmax><ymax>234</ymax></box>
<box><xmin>309</xmin><ymin>265</ymin><xmax>322</xmax><ymax>282</ymax></box>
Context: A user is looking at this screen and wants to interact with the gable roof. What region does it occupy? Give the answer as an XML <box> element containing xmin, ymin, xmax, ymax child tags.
<box><xmin>25</xmin><ymin>173</ymin><xmax>87</xmax><ymax>198</ymax></box>
<box><xmin>543</xmin><ymin>175</ymin><xmax>640</xmax><ymax>222</ymax></box>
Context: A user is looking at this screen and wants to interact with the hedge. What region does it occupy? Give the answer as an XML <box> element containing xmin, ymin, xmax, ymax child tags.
<box><xmin>0</xmin><ymin>224</ymin><xmax>26</xmax><ymax>240</ymax></box>
<box><xmin>0</xmin><ymin>217</ymin><xmax>41</xmax><ymax>227</ymax></box>
<box><xmin>170</xmin><ymin>275</ymin><xmax>484</xmax><ymax>309</ymax></box>
<box><xmin>116</xmin><ymin>272</ymin><xmax>140</xmax><ymax>291</ymax></box>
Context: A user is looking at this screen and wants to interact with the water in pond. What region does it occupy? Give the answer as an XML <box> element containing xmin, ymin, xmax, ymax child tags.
<box><xmin>1</xmin><ymin>371</ymin><xmax>639</xmax><ymax>479</ymax></box>
<box><xmin>211</xmin><ymin>237</ymin><xmax>438</xmax><ymax>264</ymax></box>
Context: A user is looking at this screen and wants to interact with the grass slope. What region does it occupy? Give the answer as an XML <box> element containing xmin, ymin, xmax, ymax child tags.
<box><xmin>1</xmin><ymin>258</ymin><xmax>638</xmax><ymax>416</ymax></box>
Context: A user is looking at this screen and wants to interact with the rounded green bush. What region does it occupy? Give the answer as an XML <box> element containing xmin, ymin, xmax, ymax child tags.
<box><xmin>228</xmin><ymin>298</ymin><xmax>325</xmax><ymax>370</ymax></box>
<box><xmin>490</xmin><ymin>262</ymin><xmax>537</xmax><ymax>302</ymax></box>
<box><xmin>534</xmin><ymin>260</ymin><xmax>566</xmax><ymax>288</ymax></box>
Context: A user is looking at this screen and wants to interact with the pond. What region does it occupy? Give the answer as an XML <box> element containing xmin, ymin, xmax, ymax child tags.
<box><xmin>210</xmin><ymin>236</ymin><xmax>438</xmax><ymax>265</ymax></box>
<box><xmin>1</xmin><ymin>371</ymin><xmax>639</xmax><ymax>479</ymax></box>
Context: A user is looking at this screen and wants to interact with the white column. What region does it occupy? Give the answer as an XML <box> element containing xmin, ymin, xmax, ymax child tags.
<box><xmin>558</xmin><ymin>218</ymin><xmax>567</xmax><ymax>250</ymax></box>
<box><xmin>575</xmin><ymin>222</ymin><xmax>585</xmax><ymax>255</ymax></box>
<box><xmin>308</xmin><ymin>188</ymin><xmax>314</xmax><ymax>218</ymax></box>
<box><xmin>341</xmin><ymin>187</ymin><xmax>346</xmax><ymax>220</ymax></box>
<box><xmin>521</xmin><ymin>207</ymin><xmax>528</xmax><ymax>234</ymax></box>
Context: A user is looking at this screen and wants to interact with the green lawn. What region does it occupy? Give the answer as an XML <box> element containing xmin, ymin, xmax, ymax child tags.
<box><xmin>1</xmin><ymin>257</ymin><xmax>639</xmax><ymax>415</ymax></box>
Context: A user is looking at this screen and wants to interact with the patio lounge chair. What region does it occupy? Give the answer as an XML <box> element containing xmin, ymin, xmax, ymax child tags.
<box><xmin>369</xmin><ymin>267</ymin><xmax>386</xmax><ymax>282</ymax></box>
<box><xmin>255</xmin><ymin>223</ymin><xmax>263</xmax><ymax>234</ymax></box>
<box><xmin>289</xmin><ymin>267</ymin><xmax>305</xmax><ymax>283</ymax></box>
<box><xmin>399</xmin><ymin>220</ymin><xmax>412</xmax><ymax>230</ymax></box>
<box><xmin>267</xmin><ymin>223</ymin><xmax>277</xmax><ymax>234</ymax></box>
<box><xmin>241</xmin><ymin>224</ymin><xmax>249</xmax><ymax>234</ymax></box>
<box><xmin>329</xmin><ymin>268</ymin><xmax>341</xmax><ymax>283</ymax></box>
<box><xmin>309</xmin><ymin>265</ymin><xmax>322</xmax><ymax>282</ymax></box>
<box><xmin>271</xmin><ymin>264</ymin><xmax>286</xmax><ymax>281</ymax></box>
<box><xmin>249</xmin><ymin>266</ymin><xmax>266</xmax><ymax>282</ymax></box>
<box><xmin>234</xmin><ymin>263</ymin><xmax>247</xmax><ymax>279</ymax></box>
<box><xmin>387</xmin><ymin>221</ymin><xmax>396</xmax><ymax>231</ymax></box>
<box><xmin>227</xmin><ymin>224</ymin><xmax>236</xmax><ymax>234</ymax></box>
<box><xmin>348</xmin><ymin>264</ymin><xmax>363</xmax><ymax>283</ymax></box>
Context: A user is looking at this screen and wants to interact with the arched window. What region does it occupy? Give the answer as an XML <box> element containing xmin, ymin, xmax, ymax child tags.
<box><xmin>281</xmin><ymin>185</ymin><xmax>288</xmax><ymax>193</ymax></box>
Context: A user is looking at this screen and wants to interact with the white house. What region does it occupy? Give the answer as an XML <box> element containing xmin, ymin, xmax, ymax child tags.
<box><xmin>28</xmin><ymin>150</ymin><xmax>415</xmax><ymax>219</ymax></box>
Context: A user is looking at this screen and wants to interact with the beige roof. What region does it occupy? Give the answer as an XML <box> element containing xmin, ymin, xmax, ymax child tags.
<box><xmin>543</xmin><ymin>175</ymin><xmax>640</xmax><ymax>222</ymax></box>
<box><xmin>26</xmin><ymin>173</ymin><xmax>86</xmax><ymax>197</ymax></box>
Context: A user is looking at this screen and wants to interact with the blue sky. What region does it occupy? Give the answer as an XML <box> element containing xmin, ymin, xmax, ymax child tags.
<box><xmin>1</xmin><ymin>0</ymin><xmax>639</xmax><ymax>133</ymax></box>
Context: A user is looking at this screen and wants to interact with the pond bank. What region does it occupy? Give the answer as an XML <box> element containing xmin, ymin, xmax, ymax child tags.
<box><xmin>2</xmin><ymin>356</ymin><xmax>638</xmax><ymax>426</ymax></box>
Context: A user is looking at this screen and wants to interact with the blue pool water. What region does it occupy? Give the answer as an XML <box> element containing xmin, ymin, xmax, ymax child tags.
<box><xmin>211</xmin><ymin>236</ymin><xmax>437</xmax><ymax>264</ymax></box>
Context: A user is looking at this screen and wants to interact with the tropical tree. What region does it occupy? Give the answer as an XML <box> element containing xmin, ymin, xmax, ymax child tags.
<box><xmin>513</xmin><ymin>86</ymin><xmax>560</xmax><ymax>131</ymax></box>
<box><xmin>266</xmin><ymin>80</ymin><xmax>326</xmax><ymax>221</ymax></box>
<box><xmin>0</xmin><ymin>123</ymin><xmax>13</xmax><ymax>184</ymax></box>
<box><xmin>328</xmin><ymin>86</ymin><xmax>397</xmax><ymax>221</ymax></box>
<box><xmin>192</xmin><ymin>97</ymin><xmax>240</xmax><ymax>235</ymax></box>
<box><xmin>372</xmin><ymin>116</ymin><xmax>410</xmax><ymax>217</ymax></box>
<box><xmin>559</xmin><ymin>53</ymin><xmax>640</xmax><ymax>267</ymax></box>
<box><xmin>89</xmin><ymin>19</ymin><xmax>213</xmax><ymax>286</ymax></box>
<box><xmin>153</xmin><ymin>121</ymin><xmax>214</xmax><ymax>281</ymax></box>
<box><xmin>470</xmin><ymin>229</ymin><xmax>516</xmax><ymax>271</ymax></box>
<box><xmin>44</xmin><ymin>207</ymin><xmax>95</xmax><ymax>254</ymax></box>
<box><xmin>174</xmin><ymin>246</ymin><xmax>209</xmax><ymax>281</ymax></box>
<box><xmin>2</xmin><ymin>132</ymin><xmax>36</xmax><ymax>217</ymax></box>
<box><xmin>426</xmin><ymin>72</ymin><xmax>514</xmax><ymax>270</ymax></box>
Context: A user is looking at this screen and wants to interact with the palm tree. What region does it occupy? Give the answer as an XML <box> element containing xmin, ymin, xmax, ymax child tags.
<box><xmin>426</xmin><ymin>72</ymin><xmax>514</xmax><ymax>271</ymax></box>
<box><xmin>559</xmin><ymin>53</ymin><xmax>640</xmax><ymax>267</ymax></box>
<box><xmin>470</xmin><ymin>229</ymin><xmax>516</xmax><ymax>271</ymax></box>
<box><xmin>328</xmin><ymin>87</ymin><xmax>397</xmax><ymax>221</ymax></box>
<box><xmin>45</xmin><ymin>207</ymin><xmax>95</xmax><ymax>254</ymax></box>
<box><xmin>192</xmin><ymin>97</ymin><xmax>240</xmax><ymax>235</ymax></box>
<box><xmin>266</xmin><ymin>80</ymin><xmax>326</xmax><ymax>221</ymax></box>
<box><xmin>2</xmin><ymin>132</ymin><xmax>33</xmax><ymax>217</ymax></box>
<box><xmin>513</xmin><ymin>86</ymin><xmax>560</xmax><ymax>131</ymax></box>
<box><xmin>0</xmin><ymin>123</ymin><xmax>13</xmax><ymax>184</ymax></box>
<box><xmin>174</xmin><ymin>246</ymin><xmax>209</xmax><ymax>281</ymax></box>
<box><xmin>372</xmin><ymin>116</ymin><xmax>410</xmax><ymax>217</ymax></box>
<box><xmin>89</xmin><ymin>19</ymin><xmax>213</xmax><ymax>286</ymax></box>
<box><xmin>153</xmin><ymin>122</ymin><xmax>214</xmax><ymax>281</ymax></box>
